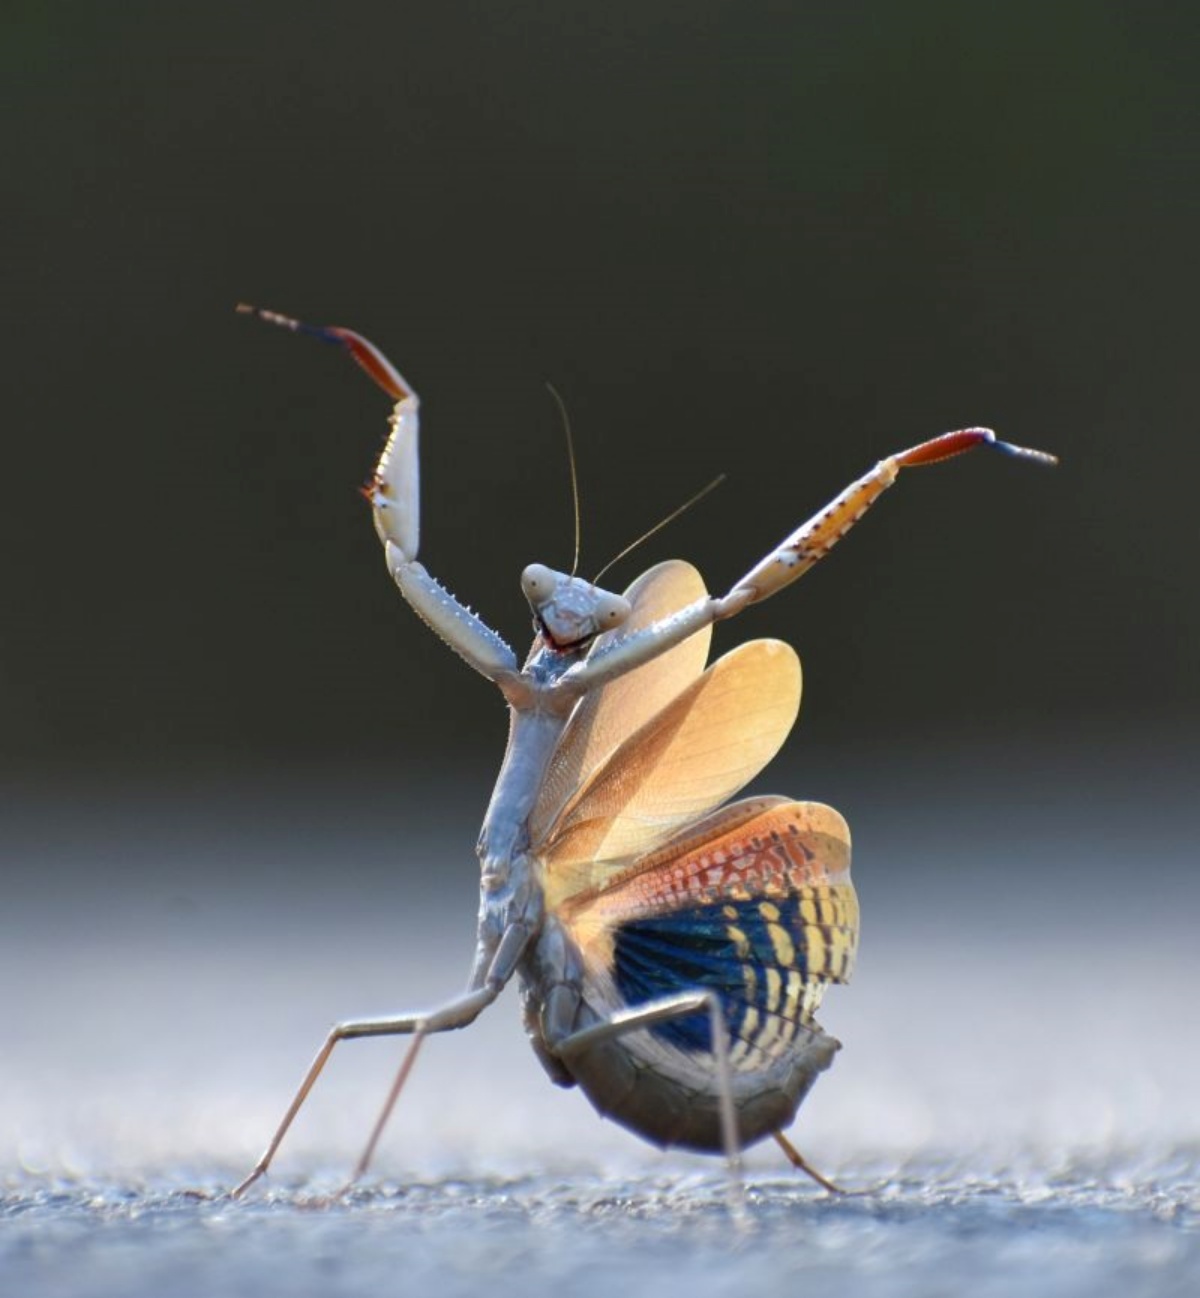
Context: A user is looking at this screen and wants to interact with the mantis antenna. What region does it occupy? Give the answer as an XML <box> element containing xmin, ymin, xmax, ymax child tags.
<box><xmin>544</xmin><ymin>382</ymin><xmax>583</xmax><ymax>578</ymax></box>
<box><xmin>593</xmin><ymin>473</ymin><xmax>727</xmax><ymax>586</ymax></box>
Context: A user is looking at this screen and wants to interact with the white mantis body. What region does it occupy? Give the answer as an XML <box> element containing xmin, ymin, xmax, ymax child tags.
<box><xmin>232</xmin><ymin>305</ymin><xmax>1056</xmax><ymax>1197</ymax></box>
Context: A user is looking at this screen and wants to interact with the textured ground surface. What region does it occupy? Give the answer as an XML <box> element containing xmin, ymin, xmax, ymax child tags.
<box><xmin>4</xmin><ymin>1162</ymin><xmax>1197</xmax><ymax>1298</ymax></box>
<box><xmin>3</xmin><ymin>753</ymin><xmax>1194</xmax><ymax>1295</ymax></box>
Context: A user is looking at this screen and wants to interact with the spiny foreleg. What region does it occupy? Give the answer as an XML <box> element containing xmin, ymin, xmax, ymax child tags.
<box><xmin>237</xmin><ymin>306</ymin><xmax>520</xmax><ymax>688</ymax></box>
<box><xmin>563</xmin><ymin>426</ymin><xmax>1056</xmax><ymax>694</ymax></box>
<box><xmin>719</xmin><ymin>427</ymin><xmax>1058</xmax><ymax>616</ymax></box>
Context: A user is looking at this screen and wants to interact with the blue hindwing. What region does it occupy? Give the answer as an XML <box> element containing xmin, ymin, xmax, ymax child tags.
<box><xmin>612</xmin><ymin>894</ymin><xmax>819</xmax><ymax>1060</ymax></box>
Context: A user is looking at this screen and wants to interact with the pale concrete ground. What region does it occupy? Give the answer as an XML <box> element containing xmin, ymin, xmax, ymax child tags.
<box><xmin>2</xmin><ymin>738</ymin><xmax>1195</xmax><ymax>1296</ymax></box>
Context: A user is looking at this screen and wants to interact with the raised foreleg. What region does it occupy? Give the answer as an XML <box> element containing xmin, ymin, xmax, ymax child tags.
<box><xmin>723</xmin><ymin>426</ymin><xmax>1057</xmax><ymax>612</ymax></box>
<box><xmin>237</xmin><ymin>305</ymin><xmax>523</xmax><ymax>693</ymax></box>
<box><xmin>561</xmin><ymin>427</ymin><xmax>1056</xmax><ymax>695</ymax></box>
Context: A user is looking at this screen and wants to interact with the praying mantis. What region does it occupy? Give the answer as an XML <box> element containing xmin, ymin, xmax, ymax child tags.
<box><xmin>232</xmin><ymin>305</ymin><xmax>1056</xmax><ymax>1196</ymax></box>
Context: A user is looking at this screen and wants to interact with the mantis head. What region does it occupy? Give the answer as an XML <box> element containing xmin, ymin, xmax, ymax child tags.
<box><xmin>521</xmin><ymin>564</ymin><xmax>632</xmax><ymax>651</ymax></box>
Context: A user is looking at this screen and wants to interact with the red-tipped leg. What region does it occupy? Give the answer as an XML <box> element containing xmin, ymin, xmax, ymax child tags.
<box><xmin>893</xmin><ymin>426</ymin><xmax>1059</xmax><ymax>469</ymax></box>
<box><xmin>725</xmin><ymin>424</ymin><xmax>1057</xmax><ymax>609</ymax></box>
<box><xmin>236</xmin><ymin>303</ymin><xmax>412</xmax><ymax>401</ymax></box>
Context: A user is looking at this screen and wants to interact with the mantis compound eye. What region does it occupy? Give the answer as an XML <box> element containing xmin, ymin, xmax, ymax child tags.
<box><xmin>520</xmin><ymin>564</ymin><xmax>556</xmax><ymax>606</ymax></box>
<box><xmin>592</xmin><ymin>590</ymin><xmax>632</xmax><ymax>630</ymax></box>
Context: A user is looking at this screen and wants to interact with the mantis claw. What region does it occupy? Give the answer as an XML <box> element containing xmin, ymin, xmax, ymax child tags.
<box><xmin>236</xmin><ymin>303</ymin><xmax>421</xmax><ymax>562</ymax></box>
<box><xmin>369</xmin><ymin>396</ymin><xmax>421</xmax><ymax>561</ymax></box>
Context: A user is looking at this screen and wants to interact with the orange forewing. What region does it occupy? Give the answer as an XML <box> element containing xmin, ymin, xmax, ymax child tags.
<box><xmin>540</xmin><ymin>639</ymin><xmax>801</xmax><ymax>904</ymax></box>
<box><xmin>531</xmin><ymin>560</ymin><xmax>710</xmax><ymax>843</ymax></box>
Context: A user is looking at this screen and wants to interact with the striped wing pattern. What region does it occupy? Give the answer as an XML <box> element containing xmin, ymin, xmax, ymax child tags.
<box><xmin>561</xmin><ymin>799</ymin><xmax>857</xmax><ymax>1069</ymax></box>
<box><xmin>535</xmin><ymin>559</ymin><xmax>853</xmax><ymax>1067</ymax></box>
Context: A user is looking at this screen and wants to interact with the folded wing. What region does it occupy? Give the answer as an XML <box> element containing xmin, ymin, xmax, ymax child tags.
<box><xmin>540</xmin><ymin>637</ymin><xmax>801</xmax><ymax>900</ymax></box>
<box><xmin>531</xmin><ymin>560</ymin><xmax>711</xmax><ymax>844</ymax></box>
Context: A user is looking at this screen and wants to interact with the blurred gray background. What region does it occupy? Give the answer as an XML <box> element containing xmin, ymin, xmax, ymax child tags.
<box><xmin>2</xmin><ymin>0</ymin><xmax>1196</xmax><ymax>1221</ymax></box>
